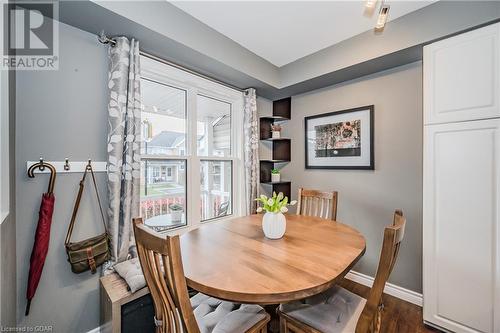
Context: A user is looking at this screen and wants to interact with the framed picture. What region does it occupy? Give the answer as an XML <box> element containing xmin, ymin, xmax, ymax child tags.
<box><xmin>305</xmin><ymin>105</ymin><xmax>374</xmax><ymax>170</ymax></box>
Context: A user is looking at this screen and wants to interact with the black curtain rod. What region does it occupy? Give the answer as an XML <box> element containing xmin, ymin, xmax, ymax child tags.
<box><xmin>97</xmin><ymin>31</ymin><xmax>246</xmax><ymax>93</ymax></box>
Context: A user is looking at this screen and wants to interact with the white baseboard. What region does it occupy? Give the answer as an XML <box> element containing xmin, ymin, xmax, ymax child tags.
<box><xmin>345</xmin><ymin>270</ymin><xmax>423</xmax><ymax>307</ymax></box>
<box><xmin>86</xmin><ymin>327</ymin><xmax>100</xmax><ymax>333</ymax></box>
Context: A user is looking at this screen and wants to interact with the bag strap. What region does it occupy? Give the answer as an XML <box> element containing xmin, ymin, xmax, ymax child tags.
<box><xmin>65</xmin><ymin>164</ymin><xmax>108</xmax><ymax>246</ymax></box>
<box><xmin>88</xmin><ymin>164</ymin><xmax>108</xmax><ymax>233</ymax></box>
<box><xmin>86</xmin><ymin>247</ymin><xmax>97</xmax><ymax>274</ymax></box>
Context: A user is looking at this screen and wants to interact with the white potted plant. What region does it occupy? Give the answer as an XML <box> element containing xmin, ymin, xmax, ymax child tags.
<box><xmin>270</xmin><ymin>123</ymin><xmax>282</xmax><ymax>139</ymax></box>
<box><xmin>169</xmin><ymin>203</ymin><xmax>183</xmax><ymax>223</ymax></box>
<box><xmin>256</xmin><ymin>192</ymin><xmax>297</xmax><ymax>239</ymax></box>
<box><xmin>271</xmin><ymin>168</ymin><xmax>281</xmax><ymax>182</ymax></box>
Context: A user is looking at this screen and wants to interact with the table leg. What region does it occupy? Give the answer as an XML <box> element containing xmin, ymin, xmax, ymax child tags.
<box><xmin>264</xmin><ymin>304</ymin><xmax>280</xmax><ymax>333</ymax></box>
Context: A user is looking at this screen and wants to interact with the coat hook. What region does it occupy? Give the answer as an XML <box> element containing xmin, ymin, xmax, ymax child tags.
<box><xmin>87</xmin><ymin>159</ymin><xmax>92</xmax><ymax>170</ymax></box>
<box><xmin>64</xmin><ymin>158</ymin><xmax>70</xmax><ymax>171</ymax></box>
<box><xmin>39</xmin><ymin>157</ymin><xmax>45</xmax><ymax>171</ymax></box>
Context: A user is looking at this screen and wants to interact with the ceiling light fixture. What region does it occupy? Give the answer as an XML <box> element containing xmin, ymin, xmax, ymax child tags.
<box><xmin>365</xmin><ymin>0</ymin><xmax>377</xmax><ymax>9</ymax></box>
<box><xmin>375</xmin><ymin>2</ymin><xmax>390</xmax><ymax>31</ymax></box>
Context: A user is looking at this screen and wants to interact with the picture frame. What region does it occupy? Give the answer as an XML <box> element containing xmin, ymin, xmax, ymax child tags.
<box><xmin>305</xmin><ymin>105</ymin><xmax>374</xmax><ymax>170</ymax></box>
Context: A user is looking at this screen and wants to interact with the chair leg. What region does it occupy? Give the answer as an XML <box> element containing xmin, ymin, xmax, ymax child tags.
<box><xmin>248</xmin><ymin>313</ymin><xmax>270</xmax><ymax>333</ymax></box>
<box><xmin>279</xmin><ymin>315</ymin><xmax>287</xmax><ymax>333</ymax></box>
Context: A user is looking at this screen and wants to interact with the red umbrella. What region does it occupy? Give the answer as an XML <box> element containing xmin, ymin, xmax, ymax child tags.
<box><xmin>25</xmin><ymin>161</ymin><xmax>56</xmax><ymax>316</ymax></box>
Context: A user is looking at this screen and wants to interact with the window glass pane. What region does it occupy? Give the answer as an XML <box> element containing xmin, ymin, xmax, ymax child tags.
<box><xmin>141</xmin><ymin>78</ymin><xmax>186</xmax><ymax>156</ymax></box>
<box><xmin>197</xmin><ymin>95</ymin><xmax>231</xmax><ymax>157</ymax></box>
<box><xmin>200</xmin><ymin>160</ymin><xmax>232</xmax><ymax>221</ymax></box>
<box><xmin>140</xmin><ymin>159</ymin><xmax>187</xmax><ymax>231</ymax></box>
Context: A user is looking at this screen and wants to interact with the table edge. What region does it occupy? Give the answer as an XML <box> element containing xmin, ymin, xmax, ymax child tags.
<box><xmin>186</xmin><ymin>245</ymin><xmax>366</xmax><ymax>304</ymax></box>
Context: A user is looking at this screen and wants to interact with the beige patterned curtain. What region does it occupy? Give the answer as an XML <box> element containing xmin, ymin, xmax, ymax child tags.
<box><xmin>104</xmin><ymin>37</ymin><xmax>141</xmax><ymax>272</ymax></box>
<box><xmin>243</xmin><ymin>88</ymin><xmax>259</xmax><ymax>214</ymax></box>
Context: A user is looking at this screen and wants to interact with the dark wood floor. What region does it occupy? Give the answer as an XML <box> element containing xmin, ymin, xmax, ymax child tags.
<box><xmin>338</xmin><ymin>279</ymin><xmax>442</xmax><ymax>333</ymax></box>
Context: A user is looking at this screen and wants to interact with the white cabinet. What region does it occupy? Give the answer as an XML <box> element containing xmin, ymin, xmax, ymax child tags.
<box><xmin>424</xmin><ymin>23</ymin><xmax>500</xmax><ymax>125</ymax></box>
<box><xmin>423</xmin><ymin>23</ymin><xmax>500</xmax><ymax>333</ymax></box>
<box><xmin>423</xmin><ymin>120</ymin><xmax>500</xmax><ymax>333</ymax></box>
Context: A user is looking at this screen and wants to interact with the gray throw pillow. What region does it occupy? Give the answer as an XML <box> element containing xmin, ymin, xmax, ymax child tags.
<box><xmin>113</xmin><ymin>258</ymin><xmax>146</xmax><ymax>293</ymax></box>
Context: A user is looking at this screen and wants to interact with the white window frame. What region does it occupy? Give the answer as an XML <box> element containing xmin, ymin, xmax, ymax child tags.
<box><xmin>141</xmin><ymin>56</ymin><xmax>245</xmax><ymax>235</ymax></box>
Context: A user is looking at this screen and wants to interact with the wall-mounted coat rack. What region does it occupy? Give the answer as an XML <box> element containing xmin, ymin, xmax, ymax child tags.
<box><xmin>26</xmin><ymin>158</ymin><xmax>108</xmax><ymax>174</ymax></box>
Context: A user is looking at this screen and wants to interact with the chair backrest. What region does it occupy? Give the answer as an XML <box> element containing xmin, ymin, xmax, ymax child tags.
<box><xmin>296</xmin><ymin>188</ymin><xmax>338</xmax><ymax>220</ymax></box>
<box><xmin>133</xmin><ymin>218</ymin><xmax>200</xmax><ymax>333</ymax></box>
<box><xmin>356</xmin><ymin>210</ymin><xmax>406</xmax><ymax>333</ymax></box>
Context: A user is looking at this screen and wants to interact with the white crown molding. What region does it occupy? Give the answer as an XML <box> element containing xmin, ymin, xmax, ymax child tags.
<box><xmin>345</xmin><ymin>270</ymin><xmax>423</xmax><ymax>307</ymax></box>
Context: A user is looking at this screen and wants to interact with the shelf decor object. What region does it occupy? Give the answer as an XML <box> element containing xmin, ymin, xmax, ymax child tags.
<box><xmin>271</xmin><ymin>168</ymin><xmax>281</xmax><ymax>183</ymax></box>
<box><xmin>305</xmin><ymin>105</ymin><xmax>374</xmax><ymax>170</ymax></box>
<box><xmin>270</xmin><ymin>123</ymin><xmax>282</xmax><ymax>139</ymax></box>
<box><xmin>259</xmin><ymin>97</ymin><xmax>292</xmax><ymax>198</ymax></box>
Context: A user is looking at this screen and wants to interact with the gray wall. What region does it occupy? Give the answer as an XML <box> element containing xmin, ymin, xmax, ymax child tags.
<box><xmin>280</xmin><ymin>62</ymin><xmax>423</xmax><ymax>292</ymax></box>
<box><xmin>15</xmin><ymin>22</ymin><xmax>108</xmax><ymax>332</ymax></box>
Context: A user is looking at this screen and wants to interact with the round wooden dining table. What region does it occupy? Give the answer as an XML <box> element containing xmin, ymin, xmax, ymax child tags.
<box><xmin>180</xmin><ymin>214</ymin><xmax>366</xmax><ymax>304</ymax></box>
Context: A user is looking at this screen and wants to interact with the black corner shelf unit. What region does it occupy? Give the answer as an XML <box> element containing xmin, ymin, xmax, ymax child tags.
<box><xmin>259</xmin><ymin>97</ymin><xmax>292</xmax><ymax>198</ymax></box>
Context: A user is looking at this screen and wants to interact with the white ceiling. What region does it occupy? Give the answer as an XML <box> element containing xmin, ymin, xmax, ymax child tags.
<box><xmin>171</xmin><ymin>1</ymin><xmax>435</xmax><ymax>67</ymax></box>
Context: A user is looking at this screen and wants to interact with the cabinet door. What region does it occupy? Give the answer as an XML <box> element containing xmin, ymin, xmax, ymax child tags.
<box><xmin>424</xmin><ymin>23</ymin><xmax>500</xmax><ymax>125</ymax></box>
<box><xmin>423</xmin><ymin>119</ymin><xmax>500</xmax><ymax>333</ymax></box>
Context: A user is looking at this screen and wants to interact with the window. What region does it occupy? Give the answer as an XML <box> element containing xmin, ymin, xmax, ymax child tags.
<box><xmin>197</xmin><ymin>95</ymin><xmax>231</xmax><ymax>157</ymax></box>
<box><xmin>140</xmin><ymin>56</ymin><xmax>244</xmax><ymax>232</ymax></box>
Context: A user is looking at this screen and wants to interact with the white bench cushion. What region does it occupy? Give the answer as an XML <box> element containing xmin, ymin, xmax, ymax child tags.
<box><xmin>191</xmin><ymin>293</ymin><xmax>267</xmax><ymax>333</ymax></box>
<box><xmin>113</xmin><ymin>258</ymin><xmax>146</xmax><ymax>293</ymax></box>
<box><xmin>279</xmin><ymin>286</ymin><xmax>366</xmax><ymax>333</ymax></box>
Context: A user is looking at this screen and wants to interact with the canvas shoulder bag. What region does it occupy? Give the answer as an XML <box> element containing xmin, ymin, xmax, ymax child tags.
<box><xmin>65</xmin><ymin>164</ymin><xmax>111</xmax><ymax>274</ymax></box>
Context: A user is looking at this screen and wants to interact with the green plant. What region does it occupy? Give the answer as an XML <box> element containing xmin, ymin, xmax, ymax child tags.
<box><xmin>271</xmin><ymin>168</ymin><xmax>280</xmax><ymax>175</ymax></box>
<box><xmin>255</xmin><ymin>192</ymin><xmax>297</xmax><ymax>214</ymax></box>
<box><xmin>169</xmin><ymin>203</ymin><xmax>183</xmax><ymax>211</ymax></box>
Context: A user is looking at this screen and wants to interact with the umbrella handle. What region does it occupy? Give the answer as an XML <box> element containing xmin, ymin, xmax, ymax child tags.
<box><xmin>27</xmin><ymin>160</ymin><xmax>57</xmax><ymax>194</ymax></box>
<box><xmin>25</xmin><ymin>299</ymin><xmax>31</xmax><ymax>316</ymax></box>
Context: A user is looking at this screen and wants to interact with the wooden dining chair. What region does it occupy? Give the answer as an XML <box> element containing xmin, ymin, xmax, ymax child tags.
<box><xmin>133</xmin><ymin>218</ymin><xmax>270</xmax><ymax>333</ymax></box>
<box><xmin>296</xmin><ymin>188</ymin><xmax>338</xmax><ymax>220</ymax></box>
<box><xmin>278</xmin><ymin>210</ymin><xmax>406</xmax><ymax>333</ymax></box>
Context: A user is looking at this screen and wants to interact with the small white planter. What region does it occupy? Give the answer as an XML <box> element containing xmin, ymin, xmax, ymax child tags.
<box><xmin>271</xmin><ymin>131</ymin><xmax>281</xmax><ymax>139</ymax></box>
<box><xmin>171</xmin><ymin>211</ymin><xmax>183</xmax><ymax>222</ymax></box>
<box><xmin>271</xmin><ymin>173</ymin><xmax>281</xmax><ymax>183</ymax></box>
<box><xmin>262</xmin><ymin>212</ymin><xmax>286</xmax><ymax>239</ymax></box>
